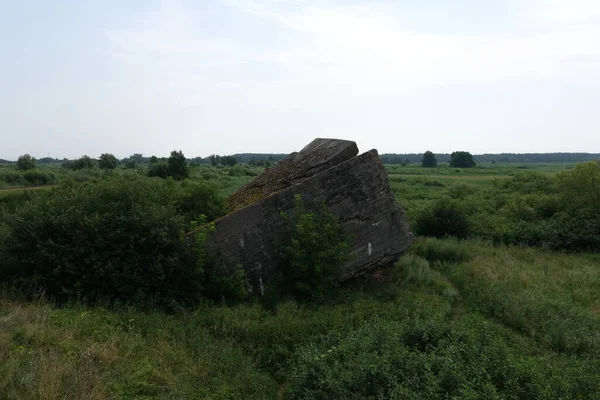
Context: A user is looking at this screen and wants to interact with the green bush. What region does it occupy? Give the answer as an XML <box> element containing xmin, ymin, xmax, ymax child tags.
<box><xmin>414</xmin><ymin>197</ymin><xmax>470</xmax><ymax>238</ymax></box>
<box><xmin>275</xmin><ymin>195</ymin><xmax>351</xmax><ymax>300</ymax></box>
<box><xmin>168</xmin><ymin>150</ymin><xmax>190</xmax><ymax>180</ymax></box>
<box><xmin>0</xmin><ymin>170</ymin><xmax>26</xmax><ymax>186</ymax></box>
<box><xmin>412</xmin><ymin>237</ymin><xmax>470</xmax><ymax>264</ymax></box>
<box><xmin>202</xmin><ymin>263</ymin><xmax>248</xmax><ymax>304</ymax></box>
<box><xmin>22</xmin><ymin>170</ymin><xmax>56</xmax><ymax>186</ymax></box>
<box><xmin>286</xmin><ymin>317</ymin><xmax>599</xmax><ymax>399</ymax></box>
<box><xmin>147</xmin><ymin>161</ymin><xmax>170</xmax><ymax>179</ymax></box>
<box><xmin>556</xmin><ymin>161</ymin><xmax>600</xmax><ymax>210</ymax></box>
<box><xmin>16</xmin><ymin>154</ymin><xmax>36</xmax><ymax>171</ymax></box>
<box><xmin>227</xmin><ymin>165</ymin><xmax>257</xmax><ymax>177</ymax></box>
<box><xmin>495</xmin><ymin>172</ymin><xmax>556</xmax><ymax>194</ymax></box>
<box><xmin>446</xmin><ymin>183</ymin><xmax>477</xmax><ymax>199</ymax></box>
<box><xmin>0</xmin><ymin>177</ymin><xmax>205</xmax><ymax>307</ymax></box>
<box><xmin>0</xmin><ymin>191</ymin><xmax>34</xmax><ymax>213</ymax></box>
<box><xmin>449</xmin><ymin>151</ymin><xmax>476</xmax><ymax>168</ymax></box>
<box><xmin>98</xmin><ymin>153</ymin><xmax>118</xmax><ymax>170</ymax></box>
<box><xmin>176</xmin><ymin>181</ymin><xmax>227</xmax><ymax>224</ymax></box>
<box><xmin>547</xmin><ymin>209</ymin><xmax>600</xmax><ymax>252</ymax></box>
<box><xmin>75</xmin><ymin>156</ymin><xmax>97</xmax><ymax>170</ymax></box>
<box><xmin>68</xmin><ymin>168</ymin><xmax>104</xmax><ymax>183</ymax></box>
<box><xmin>394</xmin><ymin>254</ymin><xmax>440</xmax><ymax>286</ymax></box>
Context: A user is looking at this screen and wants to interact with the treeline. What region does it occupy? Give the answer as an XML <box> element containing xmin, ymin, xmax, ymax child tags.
<box><xmin>230</xmin><ymin>153</ymin><xmax>287</xmax><ymax>164</ymax></box>
<box><xmin>126</xmin><ymin>153</ymin><xmax>286</xmax><ymax>166</ymax></box>
<box><xmin>380</xmin><ymin>153</ymin><xmax>600</xmax><ymax>164</ymax></box>
<box><xmin>4</xmin><ymin>152</ymin><xmax>599</xmax><ymax>166</ymax></box>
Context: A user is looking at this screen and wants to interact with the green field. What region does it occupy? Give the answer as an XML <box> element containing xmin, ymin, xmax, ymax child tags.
<box><xmin>1</xmin><ymin>160</ymin><xmax>599</xmax><ymax>399</ymax></box>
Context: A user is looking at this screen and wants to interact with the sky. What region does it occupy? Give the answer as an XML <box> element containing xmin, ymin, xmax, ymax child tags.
<box><xmin>1</xmin><ymin>0</ymin><xmax>599</xmax><ymax>159</ymax></box>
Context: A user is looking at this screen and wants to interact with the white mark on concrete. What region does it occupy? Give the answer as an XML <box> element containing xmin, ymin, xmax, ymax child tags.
<box><xmin>372</xmin><ymin>220</ymin><xmax>382</xmax><ymax>227</ymax></box>
<box><xmin>259</xmin><ymin>276</ymin><xmax>265</xmax><ymax>296</ymax></box>
<box><xmin>240</xmin><ymin>236</ymin><xmax>245</xmax><ymax>247</ymax></box>
<box><xmin>368</xmin><ymin>242</ymin><xmax>372</xmax><ymax>256</ymax></box>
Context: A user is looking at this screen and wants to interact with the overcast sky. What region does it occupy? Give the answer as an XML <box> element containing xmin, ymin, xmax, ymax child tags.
<box><xmin>1</xmin><ymin>0</ymin><xmax>599</xmax><ymax>159</ymax></box>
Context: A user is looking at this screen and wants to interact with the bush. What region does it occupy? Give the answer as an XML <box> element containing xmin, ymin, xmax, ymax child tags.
<box><xmin>16</xmin><ymin>154</ymin><xmax>36</xmax><ymax>171</ymax></box>
<box><xmin>446</xmin><ymin>183</ymin><xmax>477</xmax><ymax>199</ymax></box>
<box><xmin>64</xmin><ymin>156</ymin><xmax>96</xmax><ymax>170</ymax></box>
<box><xmin>228</xmin><ymin>165</ymin><xmax>257</xmax><ymax>177</ymax></box>
<box><xmin>414</xmin><ymin>198</ymin><xmax>470</xmax><ymax>238</ymax></box>
<box><xmin>275</xmin><ymin>195</ymin><xmax>351</xmax><ymax>300</ymax></box>
<box><xmin>147</xmin><ymin>161</ymin><xmax>170</xmax><ymax>179</ymax></box>
<box><xmin>0</xmin><ymin>190</ymin><xmax>35</xmax><ymax>213</ymax></box>
<box><xmin>496</xmin><ymin>172</ymin><xmax>556</xmax><ymax>194</ymax></box>
<box><xmin>547</xmin><ymin>209</ymin><xmax>600</xmax><ymax>252</ymax></box>
<box><xmin>286</xmin><ymin>317</ymin><xmax>599</xmax><ymax>399</ymax></box>
<box><xmin>0</xmin><ymin>177</ymin><xmax>203</xmax><ymax>307</ymax></box>
<box><xmin>22</xmin><ymin>170</ymin><xmax>56</xmax><ymax>186</ymax></box>
<box><xmin>394</xmin><ymin>254</ymin><xmax>440</xmax><ymax>287</ymax></box>
<box><xmin>556</xmin><ymin>161</ymin><xmax>600</xmax><ymax>210</ymax></box>
<box><xmin>0</xmin><ymin>171</ymin><xmax>26</xmax><ymax>186</ymax></box>
<box><xmin>412</xmin><ymin>238</ymin><xmax>470</xmax><ymax>264</ymax></box>
<box><xmin>176</xmin><ymin>181</ymin><xmax>227</xmax><ymax>224</ymax></box>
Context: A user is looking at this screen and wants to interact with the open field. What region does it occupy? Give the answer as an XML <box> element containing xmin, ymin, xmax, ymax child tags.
<box><xmin>1</xmin><ymin>159</ymin><xmax>599</xmax><ymax>398</ymax></box>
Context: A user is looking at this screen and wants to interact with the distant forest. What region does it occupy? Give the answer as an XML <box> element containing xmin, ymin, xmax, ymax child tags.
<box><xmin>1</xmin><ymin>152</ymin><xmax>598</xmax><ymax>165</ymax></box>
<box><xmin>379</xmin><ymin>153</ymin><xmax>600</xmax><ymax>164</ymax></box>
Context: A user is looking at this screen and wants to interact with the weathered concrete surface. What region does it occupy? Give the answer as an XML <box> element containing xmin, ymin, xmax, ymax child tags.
<box><xmin>200</xmin><ymin>141</ymin><xmax>411</xmax><ymax>294</ymax></box>
<box><xmin>227</xmin><ymin>138</ymin><xmax>358</xmax><ymax>212</ymax></box>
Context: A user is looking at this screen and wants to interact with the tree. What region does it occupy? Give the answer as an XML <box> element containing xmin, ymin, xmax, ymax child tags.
<box><xmin>221</xmin><ymin>155</ymin><xmax>238</xmax><ymax>166</ymax></box>
<box><xmin>74</xmin><ymin>156</ymin><xmax>96</xmax><ymax>170</ymax></box>
<box><xmin>122</xmin><ymin>153</ymin><xmax>144</xmax><ymax>170</ymax></box>
<box><xmin>149</xmin><ymin>155</ymin><xmax>159</xmax><ymax>164</ymax></box>
<box><xmin>16</xmin><ymin>154</ymin><xmax>36</xmax><ymax>171</ymax></box>
<box><xmin>98</xmin><ymin>153</ymin><xmax>118</xmax><ymax>170</ymax></box>
<box><xmin>209</xmin><ymin>155</ymin><xmax>221</xmax><ymax>166</ymax></box>
<box><xmin>276</xmin><ymin>195</ymin><xmax>351</xmax><ymax>300</ymax></box>
<box><xmin>421</xmin><ymin>151</ymin><xmax>438</xmax><ymax>168</ymax></box>
<box><xmin>132</xmin><ymin>153</ymin><xmax>144</xmax><ymax>165</ymax></box>
<box><xmin>168</xmin><ymin>150</ymin><xmax>190</xmax><ymax>180</ymax></box>
<box><xmin>450</xmin><ymin>151</ymin><xmax>476</xmax><ymax>168</ymax></box>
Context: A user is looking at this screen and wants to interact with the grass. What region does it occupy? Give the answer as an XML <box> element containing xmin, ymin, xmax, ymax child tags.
<box><xmin>441</xmin><ymin>241</ymin><xmax>600</xmax><ymax>356</ymax></box>
<box><xmin>2</xmin><ymin>238</ymin><xmax>599</xmax><ymax>398</ymax></box>
<box><xmin>385</xmin><ymin>162</ymin><xmax>576</xmax><ymax>176</ymax></box>
<box><xmin>0</xmin><ymin>297</ymin><xmax>278</xmax><ymax>399</ymax></box>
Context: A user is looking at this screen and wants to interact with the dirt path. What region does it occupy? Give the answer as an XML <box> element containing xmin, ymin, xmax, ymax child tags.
<box><xmin>0</xmin><ymin>185</ymin><xmax>55</xmax><ymax>193</ymax></box>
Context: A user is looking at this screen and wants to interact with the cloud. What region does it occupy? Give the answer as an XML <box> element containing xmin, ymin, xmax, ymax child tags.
<box><xmin>100</xmin><ymin>0</ymin><xmax>600</xmax><ymax>154</ymax></box>
<box><xmin>523</xmin><ymin>0</ymin><xmax>600</xmax><ymax>24</ymax></box>
<box><xmin>107</xmin><ymin>0</ymin><xmax>600</xmax><ymax>93</ymax></box>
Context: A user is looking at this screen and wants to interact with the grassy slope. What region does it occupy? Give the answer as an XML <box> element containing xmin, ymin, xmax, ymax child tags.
<box><xmin>1</xmin><ymin>162</ymin><xmax>599</xmax><ymax>398</ymax></box>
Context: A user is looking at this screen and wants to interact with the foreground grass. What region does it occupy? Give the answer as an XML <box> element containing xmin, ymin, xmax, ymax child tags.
<box><xmin>0</xmin><ymin>299</ymin><xmax>278</xmax><ymax>399</ymax></box>
<box><xmin>2</xmin><ymin>239</ymin><xmax>600</xmax><ymax>399</ymax></box>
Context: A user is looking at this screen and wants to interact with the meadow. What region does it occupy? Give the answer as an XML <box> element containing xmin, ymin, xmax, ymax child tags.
<box><xmin>1</xmin><ymin>159</ymin><xmax>599</xmax><ymax>399</ymax></box>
